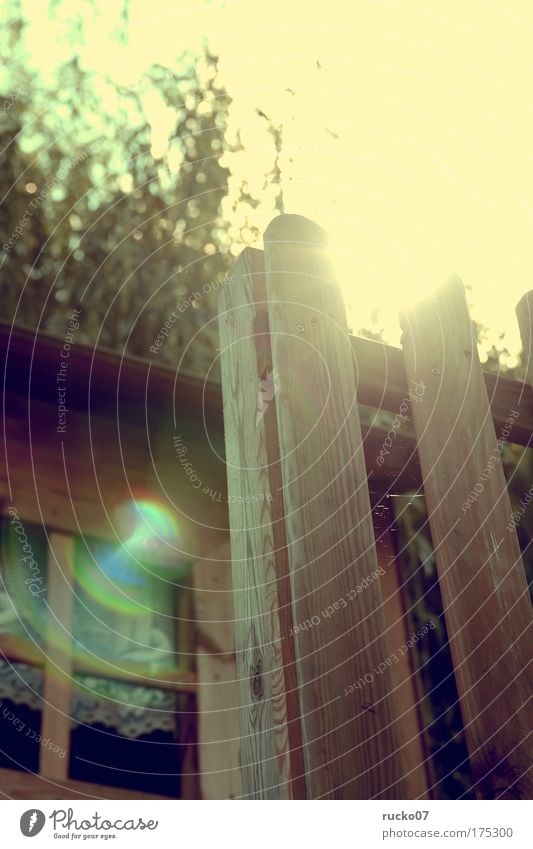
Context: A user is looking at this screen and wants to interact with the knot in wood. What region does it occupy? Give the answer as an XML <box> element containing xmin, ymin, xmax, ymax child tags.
<box><xmin>250</xmin><ymin>656</ymin><xmax>264</xmax><ymax>701</ymax></box>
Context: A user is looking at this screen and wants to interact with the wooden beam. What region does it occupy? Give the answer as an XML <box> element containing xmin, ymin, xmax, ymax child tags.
<box><xmin>262</xmin><ymin>214</ymin><xmax>404</xmax><ymax>798</ymax></box>
<box><xmin>0</xmin><ymin>767</ymin><xmax>167</xmax><ymax>800</ymax></box>
<box><xmin>193</xmin><ymin>541</ymin><xmax>242</xmax><ymax>799</ymax></box>
<box><xmin>40</xmin><ymin>532</ymin><xmax>75</xmax><ymax>780</ymax></box>
<box><xmin>1</xmin><ymin>395</ymin><xmax>228</xmax><ymax>549</ymax></box>
<box><xmin>2</xmin><ymin>320</ymin><xmax>531</xmax><ymax>444</ymax></box>
<box><xmin>351</xmin><ymin>335</ymin><xmax>533</xmax><ymax>448</ymax></box>
<box><xmin>400</xmin><ymin>276</ymin><xmax>533</xmax><ymax>799</ymax></box>
<box><xmin>372</xmin><ymin>499</ymin><xmax>431</xmax><ymax>799</ymax></box>
<box><xmin>0</xmin><ymin>321</ymin><xmax>222</xmax><ymax>427</ymax></box>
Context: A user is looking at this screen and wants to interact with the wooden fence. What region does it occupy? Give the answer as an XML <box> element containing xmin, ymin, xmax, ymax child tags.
<box><xmin>218</xmin><ymin>214</ymin><xmax>532</xmax><ymax>800</ymax></box>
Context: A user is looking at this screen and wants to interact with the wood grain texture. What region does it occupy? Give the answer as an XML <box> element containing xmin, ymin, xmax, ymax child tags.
<box><xmin>40</xmin><ymin>532</ymin><xmax>75</xmax><ymax>779</ymax></box>
<box><xmin>516</xmin><ymin>290</ymin><xmax>533</xmax><ymax>389</ymax></box>
<box><xmin>218</xmin><ymin>247</ymin><xmax>306</xmax><ymax>798</ymax></box>
<box><xmin>400</xmin><ymin>276</ymin><xmax>533</xmax><ymax>799</ymax></box>
<box><xmin>350</xmin><ymin>335</ymin><xmax>533</xmax><ymax>448</ymax></box>
<box><xmin>194</xmin><ymin>541</ymin><xmax>242</xmax><ymax>799</ymax></box>
<box><xmin>263</xmin><ymin>214</ymin><xmax>404</xmax><ymax>799</ymax></box>
<box><xmin>372</xmin><ymin>501</ymin><xmax>431</xmax><ymax>799</ymax></box>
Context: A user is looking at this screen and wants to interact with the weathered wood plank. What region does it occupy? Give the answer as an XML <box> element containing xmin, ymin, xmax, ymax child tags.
<box><xmin>193</xmin><ymin>541</ymin><xmax>242</xmax><ymax>799</ymax></box>
<box><xmin>0</xmin><ymin>767</ymin><xmax>167</xmax><ymax>800</ymax></box>
<box><xmin>351</xmin><ymin>335</ymin><xmax>533</xmax><ymax>447</ymax></box>
<box><xmin>3</xmin><ymin>320</ymin><xmax>530</xmax><ymax>444</ymax></box>
<box><xmin>400</xmin><ymin>276</ymin><xmax>533</xmax><ymax>799</ymax></box>
<box><xmin>40</xmin><ymin>532</ymin><xmax>75</xmax><ymax>779</ymax></box>
<box><xmin>372</xmin><ymin>499</ymin><xmax>431</xmax><ymax>799</ymax></box>
<box><xmin>263</xmin><ymin>214</ymin><xmax>404</xmax><ymax>799</ymax></box>
<box><xmin>218</xmin><ymin>247</ymin><xmax>306</xmax><ymax>798</ymax></box>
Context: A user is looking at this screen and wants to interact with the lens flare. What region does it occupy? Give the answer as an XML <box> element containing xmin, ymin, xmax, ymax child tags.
<box><xmin>1</xmin><ymin>503</ymin><xmax>188</xmax><ymax>669</ymax></box>
<box><xmin>71</xmin><ymin>497</ymin><xmax>184</xmax><ymax>620</ymax></box>
<box><xmin>117</xmin><ymin>497</ymin><xmax>181</xmax><ymax>560</ymax></box>
<box><xmin>72</xmin><ymin>537</ymin><xmax>149</xmax><ymax>618</ymax></box>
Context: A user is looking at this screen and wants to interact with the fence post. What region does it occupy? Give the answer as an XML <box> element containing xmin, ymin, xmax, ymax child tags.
<box><xmin>261</xmin><ymin>214</ymin><xmax>404</xmax><ymax>798</ymax></box>
<box><xmin>40</xmin><ymin>532</ymin><xmax>75</xmax><ymax>779</ymax></box>
<box><xmin>218</xmin><ymin>246</ymin><xmax>307</xmax><ymax>798</ymax></box>
<box><xmin>400</xmin><ymin>277</ymin><xmax>532</xmax><ymax>799</ymax></box>
<box><xmin>371</xmin><ymin>497</ymin><xmax>432</xmax><ymax>799</ymax></box>
<box><xmin>193</xmin><ymin>540</ymin><xmax>242</xmax><ymax>799</ymax></box>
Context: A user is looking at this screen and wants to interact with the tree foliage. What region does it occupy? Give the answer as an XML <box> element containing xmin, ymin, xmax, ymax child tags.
<box><xmin>0</xmin><ymin>2</ymin><xmax>238</xmax><ymax>377</ymax></box>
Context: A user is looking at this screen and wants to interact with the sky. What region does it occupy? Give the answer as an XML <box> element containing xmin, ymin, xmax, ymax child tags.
<box><xmin>14</xmin><ymin>0</ymin><xmax>533</xmax><ymax>363</ymax></box>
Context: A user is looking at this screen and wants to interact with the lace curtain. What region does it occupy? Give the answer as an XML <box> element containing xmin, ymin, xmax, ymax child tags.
<box><xmin>0</xmin><ymin>518</ymin><xmax>189</xmax><ymax>739</ymax></box>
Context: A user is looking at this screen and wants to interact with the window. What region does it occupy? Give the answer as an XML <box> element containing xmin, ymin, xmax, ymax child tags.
<box><xmin>0</xmin><ymin>511</ymin><xmax>197</xmax><ymax>797</ymax></box>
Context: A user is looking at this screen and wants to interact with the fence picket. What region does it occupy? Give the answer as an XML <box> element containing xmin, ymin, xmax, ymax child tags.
<box><xmin>399</xmin><ymin>277</ymin><xmax>532</xmax><ymax>798</ymax></box>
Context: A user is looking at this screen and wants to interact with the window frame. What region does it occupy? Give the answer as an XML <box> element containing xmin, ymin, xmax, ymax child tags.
<box><xmin>0</xmin><ymin>520</ymin><xmax>198</xmax><ymax>798</ymax></box>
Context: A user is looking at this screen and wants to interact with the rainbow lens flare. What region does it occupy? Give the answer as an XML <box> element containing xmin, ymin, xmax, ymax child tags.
<box><xmin>1</xmin><ymin>502</ymin><xmax>188</xmax><ymax>670</ymax></box>
<box><xmin>72</xmin><ymin>496</ymin><xmax>184</xmax><ymax>619</ymax></box>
